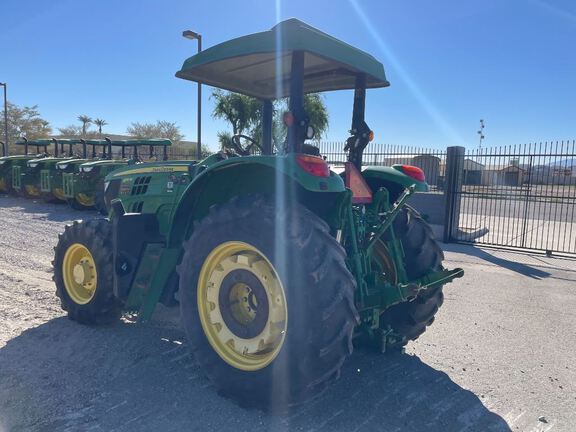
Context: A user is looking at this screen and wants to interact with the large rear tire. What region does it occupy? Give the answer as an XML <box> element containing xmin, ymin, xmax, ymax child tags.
<box><xmin>378</xmin><ymin>206</ymin><xmax>445</xmax><ymax>347</ymax></box>
<box><xmin>53</xmin><ymin>219</ymin><xmax>122</xmax><ymax>324</ymax></box>
<box><xmin>178</xmin><ymin>195</ymin><xmax>358</xmax><ymax>411</ymax></box>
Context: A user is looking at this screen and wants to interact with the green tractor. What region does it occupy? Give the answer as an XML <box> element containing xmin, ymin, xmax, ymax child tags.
<box><xmin>57</xmin><ymin>139</ymin><xmax>113</xmax><ymax>208</ymax></box>
<box><xmin>0</xmin><ymin>139</ymin><xmax>50</xmax><ymax>195</ymax></box>
<box><xmin>18</xmin><ymin>138</ymin><xmax>82</xmax><ymax>200</ymax></box>
<box><xmin>53</xmin><ymin>19</ymin><xmax>463</xmax><ymax>410</ymax></box>
<box><xmin>63</xmin><ymin>138</ymin><xmax>172</xmax><ymax>212</ymax></box>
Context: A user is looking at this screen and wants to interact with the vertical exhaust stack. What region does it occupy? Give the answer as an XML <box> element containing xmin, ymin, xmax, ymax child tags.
<box><xmin>52</xmin><ymin>138</ymin><xmax>59</xmax><ymax>157</ymax></box>
<box><xmin>81</xmin><ymin>139</ymin><xmax>87</xmax><ymax>159</ymax></box>
<box><xmin>105</xmin><ymin>137</ymin><xmax>112</xmax><ymax>160</ymax></box>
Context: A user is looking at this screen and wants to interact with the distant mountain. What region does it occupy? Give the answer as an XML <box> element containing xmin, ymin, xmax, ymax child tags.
<box><xmin>548</xmin><ymin>159</ymin><xmax>576</xmax><ymax>168</ymax></box>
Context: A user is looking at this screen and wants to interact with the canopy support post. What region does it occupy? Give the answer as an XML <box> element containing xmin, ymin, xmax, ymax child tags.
<box><xmin>262</xmin><ymin>99</ymin><xmax>273</xmax><ymax>155</ymax></box>
<box><xmin>105</xmin><ymin>138</ymin><xmax>112</xmax><ymax>160</ymax></box>
<box><xmin>346</xmin><ymin>74</ymin><xmax>371</xmax><ymax>170</ymax></box>
<box><xmin>287</xmin><ymin>50</ymin><xmax>305</xmax><ymax>153</ymax></box>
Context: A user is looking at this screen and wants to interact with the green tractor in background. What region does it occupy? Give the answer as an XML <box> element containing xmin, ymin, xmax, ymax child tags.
<box><xmin>0</xmin><ymin>139</ymin><xmax>50</xmax><ymax>195</ymax></box>
<box><xmin>17</xmin><ymin>138</ymin><xmax>83</xmax><ymax>200</ymax></box>
<box><xmin>53</xmin><ymin>19</ymin><xmax>463</xmax><ymax>411</ymax></box>
<box><xmin>63</xmin><ymin>138</ymin><xmax>172</xmax><ymax>212</ymax></box>
<box><xmin>58</xmin><ymin>138</ymin><xmax>117</xmax><ymax>209</ymax></box>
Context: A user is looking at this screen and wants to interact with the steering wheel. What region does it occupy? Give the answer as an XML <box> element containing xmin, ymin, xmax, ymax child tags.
<box><xmin>231</xmin><ymin>134</ymin><xmax>263</xmax><ymax>156</ymax></box>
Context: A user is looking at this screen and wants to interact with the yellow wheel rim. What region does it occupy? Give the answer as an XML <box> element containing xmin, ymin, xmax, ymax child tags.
<box><xmin>53</xmin><ymin>188</ymin><xmax>66</xmax><ymax>201</ymax></box>
<box><xmin>25</xmin><ymin>184</ymin><xmax>40</xmax><ymax>197</ymax></box>
<box><xmin>76</xmin><ymin>193</ymin><xmax>95</xmax><ymax>207</ymax></box>
<box><xmin>62</xmin><ymin>243</ymin><xmax>98</xmax><ymax>305</ymax></box>
<box><xmin>197</xmin><ymin>241</ymin><xmax>287</xmax><ymax>371</ymax></box>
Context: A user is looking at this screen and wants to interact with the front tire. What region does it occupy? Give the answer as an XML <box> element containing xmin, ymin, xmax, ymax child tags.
<box><xmin>53</xmin><ymin>219</ymin><xmax>122</xmax><ymax>324</ymax></box>
<box><xmin>178</xmin><ymin>195</ymin><xmax>358</xmax><ymax>411</ymax></box>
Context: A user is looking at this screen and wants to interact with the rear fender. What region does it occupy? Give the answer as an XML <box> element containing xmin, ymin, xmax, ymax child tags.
<box><xmin>362</xmin><ymin>166</ymin><xmax>428</xmax><ymax>202</ymax></box>
<box><xmin>167</xmin><ymin>155</ymin><xmax>347</xmax><ymax>248</ymax></box>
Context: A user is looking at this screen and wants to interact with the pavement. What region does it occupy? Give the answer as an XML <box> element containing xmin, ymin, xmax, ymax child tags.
<box><xmin>458</xmin><ymin>213</ymin><xmax>576</xmax><ymax>254</ymax></box>
<box><xmin>0</xmin><ymin>195</ymin><xmax>575</xmax><ymax>431</ymax></box>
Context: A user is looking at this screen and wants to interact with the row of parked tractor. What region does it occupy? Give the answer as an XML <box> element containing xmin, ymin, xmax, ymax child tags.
<box><xmin>0</xmin><ymin>137</ymin><xmax>172</xmax><ymax>213</ymax></box>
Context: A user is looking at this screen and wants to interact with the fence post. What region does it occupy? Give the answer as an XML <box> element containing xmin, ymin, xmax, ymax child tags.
<box><xmin>443</xmin><ymin>146</ymin><xmax>465</xmax><ymax>242</ymax></box>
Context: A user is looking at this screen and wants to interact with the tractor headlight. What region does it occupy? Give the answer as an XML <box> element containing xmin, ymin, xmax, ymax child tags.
<box><xmin>57</xmin><ymin>164</ymin><xmax>68</xmax><ymax>170</ymax></box>
<box><xmin>0</xmin><ymin>160</ymin><xmax>5</xmax><ymax>165</ymax></box>
<box><xmin>82</xmin><ymin>166</ymin><xmax>94</xmax><ymax>173</ymax></box>
<box><xmin>28</xmin><ymin>162</ymin><xmax>39</xmax><ymax>168</ymax></box>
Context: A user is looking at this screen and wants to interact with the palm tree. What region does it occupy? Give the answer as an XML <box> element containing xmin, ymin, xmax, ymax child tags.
<box><xmin>211</xmin><ymin>90</ymin><xmax>328</xmax><ymax>151</ymax></box>
<box><xmin>93</xmin><ymin>118</ymin><xmax>108</xmax><ymax>137</ymax></box>
<box><xmin>77</xmin><ymin>115</ymin><xmax>93</xmax><ymax>138</ymax></box>
<box><xmin>211</xmin><ymin>89</ymin><xmax>260</xmax><ymax>137</ymax></box>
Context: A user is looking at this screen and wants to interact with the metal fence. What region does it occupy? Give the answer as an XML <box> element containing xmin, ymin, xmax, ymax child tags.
<box><xmin>166</xmin><ymin>148</ymin><xmax>198</xmax><ymax>160</ymax></box>
<box><xmin>455</xmin><ymin>140</ymin><xmax>576</xmax><ymax>255</ymax></box>
<box><xmin>318</xmin><ymin>142</ymin><xmax>447</xmax><ymax>192</ymax></box>
<box><xmin>168</xmin><ymin>139</ymin><xmax>576</xmax><ymax>255</ymax></box>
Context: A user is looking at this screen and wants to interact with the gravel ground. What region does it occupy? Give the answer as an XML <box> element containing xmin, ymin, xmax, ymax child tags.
<box><xmin>0</xmin><ymin>194</ymin><xmax>575</xmax><ymax>432</ymax></box>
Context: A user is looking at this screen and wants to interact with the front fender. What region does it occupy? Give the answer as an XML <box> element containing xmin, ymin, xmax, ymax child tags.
<box><xmin>167</xmin><ymin>154</ymin><xmax>347</xmax><ymax>248</ymax></box>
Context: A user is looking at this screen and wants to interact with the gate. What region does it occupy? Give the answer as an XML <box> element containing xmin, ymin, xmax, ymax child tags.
<box><xmin>455</xmin><ymin>140</ymin><xmax>576</xmax><ymax>255</ymax></box>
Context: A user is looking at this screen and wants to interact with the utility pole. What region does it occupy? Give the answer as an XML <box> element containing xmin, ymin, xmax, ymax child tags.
<box><xmin>477</xmin><ymin>119</ymin><xmax>485</xmax><ymax>151</ymax></box>
<box><xmin>0</xmin><ymin>83</ymin><xmax>7</xmax><ymax>156</ymax></box>
<box><xmin>182</xmin><ymin>30</ymin><xmax>202</xmax><ymax>159</ymax></box>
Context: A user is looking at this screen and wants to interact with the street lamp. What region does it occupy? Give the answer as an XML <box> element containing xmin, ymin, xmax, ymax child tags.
<box><xmin>0</xmin><ymin>83</ymin><xmax>7</xmax><ymax>156</ymax></box>
<box><xmin>182</xmin><ymin>30</ymin><xmax>202</xmax><ymax>159</ymax></box>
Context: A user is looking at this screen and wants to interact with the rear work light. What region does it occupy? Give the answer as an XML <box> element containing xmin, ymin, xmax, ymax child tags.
<box><xmin>296</xmin><ymin>154</ymin><xmax>330</xmax><ymax>177</ymax></box>
<box><xmin>394</xmin><ymin>164</ymin><xmax>426</xmax><ymax>182</ymax></box>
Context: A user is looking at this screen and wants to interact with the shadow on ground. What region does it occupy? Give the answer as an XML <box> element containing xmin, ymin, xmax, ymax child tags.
<box><xmin>442</xmin><ymin>242</ymin><xmax>552</xmax><ymax>279</ymax></box>
<box><xmin>0</xmin><ymin>316</ymin><xmax>511</xmax><ymax>432</ymax></box>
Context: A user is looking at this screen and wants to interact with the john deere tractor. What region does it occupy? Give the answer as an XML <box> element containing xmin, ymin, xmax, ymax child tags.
<box><xmin>0</xmin><ymin>139</ymin><xmax>49</xmax><ymax>195</ymax></box>
<box><xmin>63</xmin><ymin>139</ymin><xmax>172</xmax><ymax>212</ymax></box>
<box><xmin>57</xmin><ymin>139</ymin><xmax>113</xmax><ymax>208</ymax></box>
<box><xmin>18</xmin><ymin>138</ymin><xmax>82</xmax><ymax>200</ymax></box>
<box><xmin>53</xmin><ymin>19</ymin><xmax>463</xmax><ymax>411</ymax></box>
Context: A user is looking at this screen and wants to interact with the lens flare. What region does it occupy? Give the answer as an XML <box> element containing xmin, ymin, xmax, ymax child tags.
<box><xmin>348</xmin><ymin>0</ymin><xmax>466</xmax><ymax>147</ymax></box>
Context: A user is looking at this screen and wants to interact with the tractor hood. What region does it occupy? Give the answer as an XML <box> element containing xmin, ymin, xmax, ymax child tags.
<box><xmin>176</xmin><ymin>18</ymin><xmax>389</xmax><ymax>99</ymax></box>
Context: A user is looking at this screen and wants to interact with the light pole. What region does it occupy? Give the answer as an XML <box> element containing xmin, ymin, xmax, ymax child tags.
<box><xmin>182</xmin><ymin>30</ymin><xmax>202</xmax><ymax>159</ymax></box>
<box><xmin>477</xmin><ymin>119</ymin><xmax>485</xmax><ymax>151</ymax></box>
<box><xmin>0</xmin><ymin>83</ymin><xmax>7</xmax><ymax>156</ymax></box>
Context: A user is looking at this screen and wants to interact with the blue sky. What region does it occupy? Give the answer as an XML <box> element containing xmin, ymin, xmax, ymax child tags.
<box><xmin>1</xmin><ymin>0</ymin><xmax>575</xmax><ymax>151</ymax></box>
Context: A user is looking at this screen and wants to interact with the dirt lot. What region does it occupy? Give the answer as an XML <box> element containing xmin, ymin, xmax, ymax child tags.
<box><xmin>1</xmin><ymin>194</ymin><xmax>575</xmax><ymax>432</ymax></box>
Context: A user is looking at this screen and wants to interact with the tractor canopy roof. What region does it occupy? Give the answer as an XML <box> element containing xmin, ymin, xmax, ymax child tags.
<box><xmin>121</xmin><ymin>138</ymin><xmax>172</xmax><ymax>147</ymax></box>
<box><xmin>79</xmin><ymin>139</ymin><xmax>170</xmax><ymax>148</ymax></box>
<box><xmin>176</xmin><ymin>18</ymin><xmax>389</xmax><ymax>99</ymax></box>
<box><xmin>54</xmin><ymin>139</ymin><xmax>83</xmax><ymax>145</ymax></box>
<box><xmin>15</xmin><ymin>139</ymin><xmax>51</xmax><ymax>147</ymax></box>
